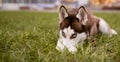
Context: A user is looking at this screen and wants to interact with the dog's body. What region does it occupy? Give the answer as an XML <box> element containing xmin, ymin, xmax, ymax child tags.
<box><xmin>56</xmin><ymin>5</ymin><xmax>117</xmax><ymax>53</ymax></box>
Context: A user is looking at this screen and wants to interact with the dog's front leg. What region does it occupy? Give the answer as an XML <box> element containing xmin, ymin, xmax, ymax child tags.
<box><xmin>62</xmin><ymin>41</ymin><xmax>77</xmax><ymax>54</ymax></box>
<box><xmin>68</xmin><ymin>46</ymin><xmax>77</xmax><ymax>54</ymax></box>
<box><xmin>88</xmin><ymin>23</ymin><xmax>98</xmax><ymax>45</ymax></box>
<box><xmin>56</xmin><ymin>38</ymin><xmax>65</xmax><ymax>52</ymax></box>
<box><xmin>56</xmin><ymin>39</ymin><xmax>77</xmax><ymax>53</ymax></box>
<box><xmin>90</xmin><ymin>23</ymin><xmax>98</xmax><ymax>36</ymax></box>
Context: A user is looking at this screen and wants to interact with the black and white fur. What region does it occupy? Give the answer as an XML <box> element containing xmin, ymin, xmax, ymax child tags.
<box><xmin>56</xmin><ymin>5</ymin><xmax>117</xmax><ymax>53</ymax></box>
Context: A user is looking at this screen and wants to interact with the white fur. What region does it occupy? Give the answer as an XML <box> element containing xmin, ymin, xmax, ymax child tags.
<box><xmin>56</xmin><ymin>26</ymin><xmax>87</xmax><ymax>53</ymax></box>
<box><xmin>111</xmin><ymin>29</ymin><xmax>117</xmax><ymax>34</ymax></box>
<box><xmin>56</xmin><ymin>38</ymin><xmax>65</xmax><ymax>51</ymax></box>
<box><xmin>99</xmin><ymin>18</ymin><xmax>117</xmax><ymax>37</ymax></box>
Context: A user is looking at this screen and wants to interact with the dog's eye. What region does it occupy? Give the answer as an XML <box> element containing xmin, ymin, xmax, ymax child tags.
<box><xmin>62</xmin><ymin>31</ymin><xmax>66</xmax><ymax>38</ymax></box>
<box><xmin>70</xmin><ymin>33</ymin><xmax>77</xmax><ymax>39</ymax></box>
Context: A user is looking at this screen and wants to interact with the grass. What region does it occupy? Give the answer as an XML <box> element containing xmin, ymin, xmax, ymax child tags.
<box><xmin>0</xmin><ymin>11</ymin><xmax>120</xmax><ymax>62</ymax></box>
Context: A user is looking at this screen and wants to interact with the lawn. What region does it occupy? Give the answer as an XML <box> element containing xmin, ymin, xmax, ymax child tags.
<box><xmin>0</xmin><ymin>11</ymin><xmax>120</xmax><ymax>62</ymax></box>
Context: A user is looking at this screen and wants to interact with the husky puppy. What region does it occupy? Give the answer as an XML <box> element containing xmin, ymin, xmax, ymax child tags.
<box><xmin>56</xmin><ymin>5</ymin><xmax>117</xmax><ymax>53</ymax></box>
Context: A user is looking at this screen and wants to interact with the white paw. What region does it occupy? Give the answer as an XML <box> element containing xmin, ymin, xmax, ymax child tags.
<box><xmin>111</xmin><ymin>29</ymin><xmax>117</xmax><ymax>35</ymax></box>
<box><xmin>56</xmin><ymin>39</ymin><xmax>65</xmax><ymax>52</ymax></box>
<box><xmin>68</xmin><ymin>47</ymin><xmax>77</xmax><ymax>54</ymax></box>
<box><xmin>56</xmin><ymin>46</ymin><xmax>64</xmax><ymax>52</ymax></box>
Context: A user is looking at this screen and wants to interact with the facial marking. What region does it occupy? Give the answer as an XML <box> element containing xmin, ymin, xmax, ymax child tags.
<box><xmin>70</xmin><ymin>32</ymin><xmax>77</xmax><ymax>39</ymax></box>
<box><xmin>62</xmin><ymin>31</ymin><xmax>66</xmax><ymax>38</ymax></box>
<box><xmin>60</xmin><ymin>15</ymin><xmax>85</xmax><ymax>33</ymax></box>
<box><xmin>62</xmin><ymin>26</ymin><xmax>76</xmax><ymax>39</ymax></box>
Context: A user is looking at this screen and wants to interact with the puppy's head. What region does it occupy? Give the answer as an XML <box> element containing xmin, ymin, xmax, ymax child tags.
<box><xmin>59</xmin><ymin>5</ymin><xmax>88</xmax><ymax>43</ymax></box>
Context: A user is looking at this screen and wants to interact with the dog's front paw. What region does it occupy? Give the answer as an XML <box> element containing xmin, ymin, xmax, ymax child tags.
<box><xmin>56</xmin><ymin>45</ymin><xmax>64</xmax><ymax>52</ymax></box>
<box><xmin>56</xmin><ymin>39</ymin><xmax>65</xmax><ymax>52</ymax></box>
<box><xmin>68</xmin><ymin>47</ymin><xmax>77</xmax><ymax>54</ymax></box>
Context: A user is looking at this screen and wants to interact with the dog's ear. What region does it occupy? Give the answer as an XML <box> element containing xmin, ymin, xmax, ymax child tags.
<box><xmin>59</xmin><ymin>5</ymin><xmax>68</xmax><ymax>22</ymax></box>
<box><xmin>76</xmin><ymin>6</ymin><xmax>88</xmax><ymax>25</ymax></box>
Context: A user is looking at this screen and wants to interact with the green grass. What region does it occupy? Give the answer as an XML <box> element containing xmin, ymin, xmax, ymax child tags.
<box><xmin>0</xmin><ymin>11</ymin><xmax>120</xmax><ymax>62</ymax></box>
